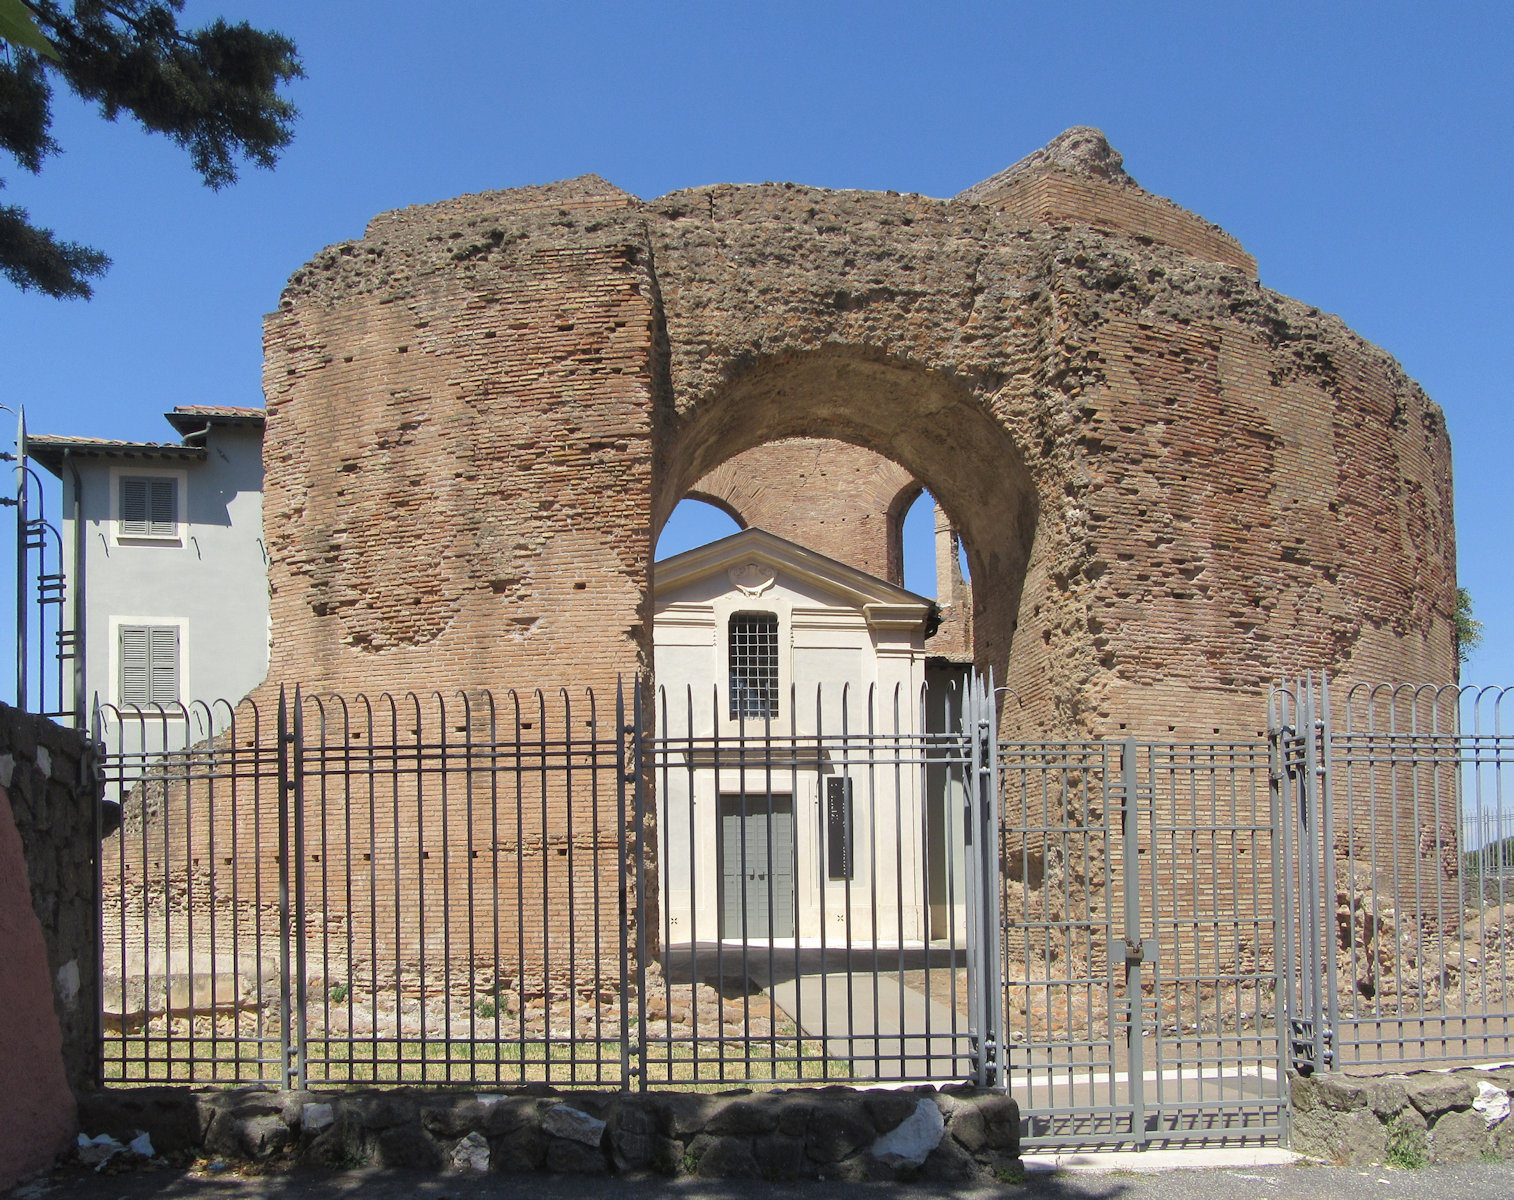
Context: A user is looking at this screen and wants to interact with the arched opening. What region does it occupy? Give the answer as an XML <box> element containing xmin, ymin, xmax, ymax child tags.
<box><xmin>895</xmin><ymin>486</ymin><xmax>976</xmax><ymax>663</ymax></box>
<box><xmin>653</xmin><ymin>347</ymin><xmax>1038</xmax><ymax>689</ymax></box>
<box><xmin>648</xmin><ymin>350</ymin><xmax>1036</xmax><ymax>951</ymax></box>
<box><xmin>897</xmin><ymin>487</ymin><xmax>972</xmax><ymax>597</ymax></box>
<box><xmin>655</xmin><ymin>496</ymin><xmax>743</xmax><ymax>560</ymax></box>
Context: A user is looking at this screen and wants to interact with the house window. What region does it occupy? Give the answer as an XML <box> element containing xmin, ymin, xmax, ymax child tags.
<box><xmin>729</xmin><ymin>612</ymin><xmax>779</xmax><ymax>719</ymax></box>
<box><xmin>119</xmin><ymin>475</ymin><xmax>178</xmax><ymax>538</ymax></box>
<box><xmin>119</xmin><ymin>625</ymin><xmax>180</xmax><ymax>706</ymax></box>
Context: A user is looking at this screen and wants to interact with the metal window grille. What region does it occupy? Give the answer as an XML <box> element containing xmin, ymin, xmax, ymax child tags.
<box><xmin>120</xmin><ymin>476</ymin><xmax>178</xmax><ymax>537</ymax></box>
<box><xmin>119</xmin><ymin>624</ymin><xmax>179</xmax><ymax>705</ymax></box>
<box><xmin>728</xmin><ymin>612</ymin><xmax>778</xmax><ymax>719</ymax></box>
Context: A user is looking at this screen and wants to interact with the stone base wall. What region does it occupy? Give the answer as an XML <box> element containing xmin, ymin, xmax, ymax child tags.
<box><xmin>1291</xmin><ymin>1068</ymin><xmax>1514</xmax><ymax>1166</ymax></box>
<box><xmin>77</xmin><ymin>1084</ymin><xmax>1020</xmax><ymax>1182</ymax></box>
<box><xmin>0</xmin><ymin>704</ymin><xmax>102</xmax><ymax>1092</ymax></box>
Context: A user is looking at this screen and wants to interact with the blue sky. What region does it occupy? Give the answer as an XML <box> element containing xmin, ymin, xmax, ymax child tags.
<box><xmin>7</xmin><ymin>1</ymin><xmax>1512</xmax><ymax>691</ymax></box>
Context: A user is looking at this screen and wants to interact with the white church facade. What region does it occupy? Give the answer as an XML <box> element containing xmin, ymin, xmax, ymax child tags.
<box><xmin>652</xmin><ymin>528</ymin><xmax>969</xmax><ymax>948</ymax></box>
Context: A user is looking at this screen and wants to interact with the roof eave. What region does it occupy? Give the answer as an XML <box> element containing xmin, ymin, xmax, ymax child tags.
<box><xmin>25</xmin><ymin>438</ymin><xmax>207</xmax><ymax>477</ymax></box>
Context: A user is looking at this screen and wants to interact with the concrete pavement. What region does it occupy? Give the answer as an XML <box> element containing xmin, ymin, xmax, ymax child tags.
<box><xmin>9</xmin><ymin>1155</ymin><xmax>1514</xmax><ymax>1200</ymax></box>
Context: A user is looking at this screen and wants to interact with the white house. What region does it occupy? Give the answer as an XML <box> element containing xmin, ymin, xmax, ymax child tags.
<box><xmin>28</xmin><ymin>406</ymin><xmax>269</xmax><ymax>742</ymax></box>
<box><xmin>653</xmin><ymin>527</ymin><xmax>969</xmax><ymax>947</ymax></box>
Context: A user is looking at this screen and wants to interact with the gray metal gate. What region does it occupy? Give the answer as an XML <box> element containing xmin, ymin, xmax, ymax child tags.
<box><xmin>998</xmin><ymin>737</ymin><xmax>1286</xmax><ymax>1148</ymax></box>
<box><xmin>97</xmin><ymin>676</ymin><xmax>1005</xmax><ymax>1089</ymax></box>
<box><xmin>1275</xmin><ymin>676</ymin><xmax>1514</xmax><ymax>1072</ymax></box>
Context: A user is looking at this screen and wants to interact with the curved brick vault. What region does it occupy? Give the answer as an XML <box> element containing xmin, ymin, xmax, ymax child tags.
<box><xmin>260</xmin><ymin>128</ymin><xmax>1456</xmax><ymax>737</ymax></box>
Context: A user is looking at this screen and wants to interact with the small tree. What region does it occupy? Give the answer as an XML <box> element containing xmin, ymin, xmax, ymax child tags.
<box><xmin>1454</xmin><ymin>586</ymin><xmax>1483</xmax><ymax>667</ymax></box>
<box><xmin>0</xmin><ymin>0</ymin><xmax>301</xmax><ymax>298</ymax></box>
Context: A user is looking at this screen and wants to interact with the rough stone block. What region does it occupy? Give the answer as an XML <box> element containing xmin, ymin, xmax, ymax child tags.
<box><xmin>863</xmin><ymin>1092</ymin><xmax>921</xmax><ymax>1135</ymax></box>
<box><xmin>450</xmin><ymin>1131</ymin><xmax>489</xmax><ymax>1173</ymax></box>
<box><xmin>922</xmin><ymin>1134</ymin><xmax>981</xmax><ymax>1182</ymax></box>
<box><xmin>374</xmin><ymin>1124</ymin><xmax>441</xmax><ymax>1170</ymax></box>
<box><xmin>652</xmin><ymin>1092</ymin><xmax>712</xmax><ymax>1137</ymax></box>
<box><xmin>954</xmin><ymin>1093</ymin><xmax>1020</xmax><ymax>1153</ymax></box>
<box><xmin>299</xmin><ymin>1102</ymin><xmax>368</xmax><ymax>1170</ymax></box>
<box><xmin>705</xmin><ymin>1096</ymin><xmax>780</xmax><ymax>1136</ymax></box>
<box><xmin>541</xmin><ymin>1103</ymin><xmax>605</xmax><ymax>1147</ymax></box>
<box><xmin>1428</xmin><ymin>1108</ymin><xmax>1490</xmax><ymax>1163</ymax></box>
<box><xmin>545</xmin><ymin>1136</ymin><xmax>607</xmax><ymax>1174</ymax></box>
<box><xmin>490</xmin><ymin>1124</ymin><xmax>546</xmax><ymax>1172</ymax></box>
<box><xmin>869</xmin><ymin>1097</ymin><xmax>945</xmax><ymax>1168</ymax></box>
<box><xmin>1367</xmin><ymin>1076</ymin><xmax>1410</xmax><ymax>1120</ymax></box>
<box><xmin>752</xmin><ymin>1133</ymin><xmax>806</xmax><ymax>1180</ymax></box>
<box><xmin>236</xmin><ymin>1113</ymin><xmax>291</xmax><ymax>1160</ymax></box>
<box><xmin>692</xmin><ymin>1133</ymin><xmax>759</xmax><ymax>1178</ymax></box>
<box><xmin>803</xmin><ymin>1101</ymin><xmax>873</xmax><ymax>1163</ymax></box>
<box><xmin>1472</xmin><ymin>1081</ymin><xmax>1511</xmax><ymax>1128</ymax></box>
<box><xmin>1316</xmin><ymin>1076</ymin><xmax>1368</xmax><ymax>1113</ymax></box>
<box><xmin>1407</xmin><ymin>1076</ymin><xmax>1476</xmax><ymax>1119</ymax></box>
<box><xmin>421</xmin><ymin>1095</ymin><xmax>483</xmax><ymax>1138</ymax></box>
<box><xmin>776</xmin><ymin>1101</ymin><xmax>814</xmax><ymax>1138</ymax></box>
<box><xmin>362</xmin><ymin>1092</ymin><xmax>420</xmax><ymax>1131</ymax></box>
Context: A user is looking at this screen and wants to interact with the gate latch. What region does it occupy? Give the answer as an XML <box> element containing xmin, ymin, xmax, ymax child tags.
<box><xmin>1110</xmin><ymin>937</ymin><xmax>1154</xmax><ymax>965</ymax></box>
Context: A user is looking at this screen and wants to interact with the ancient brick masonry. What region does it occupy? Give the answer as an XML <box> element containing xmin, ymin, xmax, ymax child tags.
<box><xmin>260</xmin><ymin>128</ymin><xmax>1455</xmax><ymax>739</ymax></box>
<box><xmin>250</xmin><ymin>130</ymin><xmax>1458</xmax><ymax>977</ymax></box>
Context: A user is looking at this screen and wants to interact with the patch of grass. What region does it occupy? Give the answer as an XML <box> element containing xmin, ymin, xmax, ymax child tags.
<box><xmin>103</xmin><ymin>1027</ymin><xmax>843</xmax><ymax>1090</ymax></box>
<box><xmin>1385</xmin><ymin>1116</ymin><xmax>1427</xmax><ymax>1170</ymax></box>
<box><xmin>328</xmin><ymin>983</ymin><xmax>349</xmax><ymax>1003</ymax></box>
<box><xmin>993</xmin><ymin>1162</ymin><xmax>1028</xmax><ymax>1185</ymax></box>
<box><xmin>475</xmin><ymin>999</ymin><xmax>496</xmax><ymax>1020</ymax></box>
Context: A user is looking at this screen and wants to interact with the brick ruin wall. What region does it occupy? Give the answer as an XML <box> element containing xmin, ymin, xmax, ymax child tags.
<box><xmin>688</xmin><ymin>438</ymin><xmax>915</xmax><ymax>584</ymax></box>
<box><xmin>244</xmin><ymin>129</ymin><xmax>1459</xmax><ymax>967</ymax></box>
<box><xmin>260</xmin><ymin>129</ymin><xmax>1455</xmax><ymax>742</ymax></box>
<box><xmin>686</xmin><ymin>438</ymin><xmax>975</xmax><ymax>660</ymax></box>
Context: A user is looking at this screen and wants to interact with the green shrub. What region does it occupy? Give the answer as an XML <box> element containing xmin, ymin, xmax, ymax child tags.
<box><xmin>1385</xmin><ymin>1117</ymin><xmax>1427</xmax><ymax>1169</ymax></box>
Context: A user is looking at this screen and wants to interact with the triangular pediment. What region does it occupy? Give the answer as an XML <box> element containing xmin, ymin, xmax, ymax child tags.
<box><xmin>654</xmin><ymin>528</ymin><xmax>935</xmax><ymax>632</ymax></box>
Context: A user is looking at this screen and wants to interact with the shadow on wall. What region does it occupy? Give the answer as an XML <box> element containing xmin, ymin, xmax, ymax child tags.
<box><xmin>0</xmin><ymin>770</ymin><xmax>77</xmax><ymax>1189</ymax></box>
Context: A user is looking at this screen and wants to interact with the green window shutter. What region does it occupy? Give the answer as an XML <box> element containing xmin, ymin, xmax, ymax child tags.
<box><xmin>120</xmin><ymin>476</ymin><xmax>178</xmax><ymax>536</ymax></box>
<box><xmin>119</xmin><ymin>624</ymin><xmax>180</xmax><ymax>706</ymax></box>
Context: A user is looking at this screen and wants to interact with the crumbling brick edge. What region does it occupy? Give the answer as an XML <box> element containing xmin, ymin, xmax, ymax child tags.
<box><xmin>1290</xmin><ymin>1067</ymin><xmax>1514</xmax><ymax>1166</ymax></box>
<box><xmin>75</xmin><ymin>1084</ymin><xmax>1022</xmax><ymax>1181</ymax></box>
